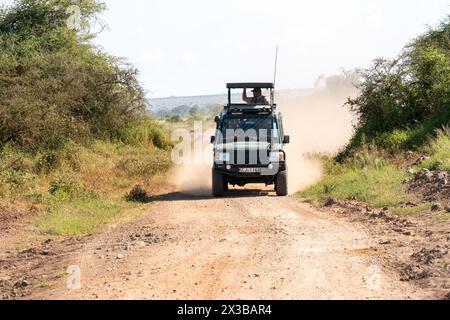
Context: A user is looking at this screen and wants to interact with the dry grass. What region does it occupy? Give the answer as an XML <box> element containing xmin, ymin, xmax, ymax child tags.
<box><xmin>1</xmin><ymin>140</ymin><xmax>172</xmax><ymax>236</ymax></box>
<box><xmin>301</xmin><ymin>160</ymin><xmax>412</xmax><ymax>208</ymax></box>
<box><xmin>390</xmin><ymin>204</ymin><xmax>433</xmax><ymax>217</ymax></box>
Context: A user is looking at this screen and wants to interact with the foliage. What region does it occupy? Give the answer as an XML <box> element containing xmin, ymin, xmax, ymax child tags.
<box><xmin>419</xmin><ymin>128</ymin><xmax>450</xmax><ymax>171</ymax></box>
<box><xmin>125</xmin><ymin>185</ymin><xmax>151</xmax><ymax>203</ymax></box>
<box><xmin>118</xmin><ymin>118</ymin><xmax>173</xmax><ymax>150</ymax></box>
<box><xmin>301</xmin><ymin>153</ymin><xmax>412</xmax><ymax>208</ymax></box>
<box><xmin>340</xmin><ymin>17</ymin><xmax>450</xmax><ymax>158</ymax></box>
<box><xmin>0</xmin><ymin>1</ymin><xmax>174</xmax><ymax>236</ymax></box>
<box><xmin>0</xmin><ymin>0</ymin><xmax>147</xmax><ymax>151</ymax></box>
<box><xmin>390</xmin><ymin>203</ymin><xmax>432</xmax><ymax>217</ymax></box>
<box><xmin>35</xmin><ymin>194</ymin><xmax>133</xmax><ymax>236</ymax></box>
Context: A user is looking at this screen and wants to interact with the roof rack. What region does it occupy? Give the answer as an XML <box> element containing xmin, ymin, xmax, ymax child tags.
<box><xmin>226</xmin><ymin>104</ymin><xmax>273</xmax><ymax>114</ymax></box>
<box><xmin>226</xmin><ymin>83</ymin><xmax>274</xmax><ymax>89</ymax></box>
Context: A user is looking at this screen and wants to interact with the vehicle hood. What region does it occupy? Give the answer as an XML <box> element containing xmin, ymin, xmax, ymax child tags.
<box><xmin>216</xmin><ymin>141</ymin><xmax>274</xmax><ymax>151</ymax></box>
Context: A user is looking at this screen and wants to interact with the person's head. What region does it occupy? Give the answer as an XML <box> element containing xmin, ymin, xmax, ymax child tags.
<box><xmin>252</xmin><ymin>88</ymin><xmax>262</xmax><ymax>98</ymax></box>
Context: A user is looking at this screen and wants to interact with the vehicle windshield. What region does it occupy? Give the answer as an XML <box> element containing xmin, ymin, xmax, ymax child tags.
<box><xmin>219</xmin><ymin>114</ymin><xmax>280</xmax><ymax>143</ymax></box>
<box><xmin>229</xmin><ymin>88</ymin><xmax>271</xmax><ymax>105</ymax></box>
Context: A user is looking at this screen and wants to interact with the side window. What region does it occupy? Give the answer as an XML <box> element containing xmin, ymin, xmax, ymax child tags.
<box><xmin>279</xmin><ymin>115</ymin><xmax>285</xmax><ymax>138</ymax></box>
<box><xmin>272</xmin><ymin>117</ymin><xmax>281</xmax><ymax>142</ymax></box>
<box><xmin>273</xmin><ymin>121</ymin><xmax>279</xmax><ymax>139</ymax></box>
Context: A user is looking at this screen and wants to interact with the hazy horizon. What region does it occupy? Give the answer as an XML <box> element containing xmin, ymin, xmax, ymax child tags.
<box><xmin>93</xmin><ymin>0</ymin><xmax>449</xmax><ymax>98</ymax></box>
<box><xmin>2</xmin><ymin>0</ymin><xmax>449</xmax><ymax>98</ymax></box>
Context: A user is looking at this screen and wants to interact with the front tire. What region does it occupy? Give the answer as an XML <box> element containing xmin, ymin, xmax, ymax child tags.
<box><xmin>275</xmin><ymin>170</ymin><xmax>288</xmax><ymax>196</ymax></box>
<box><xmin>212</xmin><ymin>169</ymin><xmax>225</xmax><ymax>197</ymax></box>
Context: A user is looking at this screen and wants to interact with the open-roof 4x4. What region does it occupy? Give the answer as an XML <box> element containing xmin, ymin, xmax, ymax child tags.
<box><xmin>211</xmin><ymin>82</ymin><xmax>290</xmax><ymax>197</ymax></box>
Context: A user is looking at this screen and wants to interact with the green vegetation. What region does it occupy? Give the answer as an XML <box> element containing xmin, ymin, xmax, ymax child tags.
<box><xmin>436</xmin><ymin>213</ymin><xmax>450</xmax><ymax>222</ymax></box>
<box><xmin>35</xmin><ymin>195</ymin><xmax>133</xmax><ymax>236</ymax></box>
<box><xmin>302</xmin><ymin>17</ymin><xmax>450</xmax><ymax>216</ymax></box>
<box><xmin>302</xmin><ymin>150</ymin><xmax>412</xmax><ymax>208</ymax></box>
<box><xmin>419</xmin><ymin>128</ymin><xmax>450</xmax><ymax>171</ymax></box>
<box><xmin>0</xmin><ymin>0</ymin><xmax>150</xmax><ymax>151</ymax></box>
<box><xmin>340</xmin><ymin>17</ymin><xmax>450</xmax><ymax>157</ymax></box>
<box><xmin>155</xmin><ymin>103</ymin><xmax>223</xmax><ymax>131</ymax></box>
<box><xmin>125</xmin><ymin>185</ymin><xmax>152</xmax><ymax>203</ymax></box>
<box><xmin>0</xmin><ymin>1</ymin><xmax>173</xmax><ymax>236</ymax></box>
<box><xmin>1</xmin><ymin>139</ymin><xmax>171</xmax><ymax>236</ymax></box>
<box><xmin>390</xmin><ymin>204</ymin><xmax>433</xmax><ymax>217</ymax></box>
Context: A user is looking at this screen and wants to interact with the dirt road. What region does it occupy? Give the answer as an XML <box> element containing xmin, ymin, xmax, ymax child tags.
<box><xmin>29</xmin><ymin>187</ymin><xmax>431</xmax><ymax>300</ymax></box>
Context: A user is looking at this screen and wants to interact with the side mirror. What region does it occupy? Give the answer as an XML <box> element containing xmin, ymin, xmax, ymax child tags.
<box><xmin>214</xmin><ymin>116</ymin><xmax>221</xmax><ymax>123</ymax></box>
<box><xmin>283</xmin><ymin>135</ymin><xmax>290</xmax><ymax>144</ymax></box>
<box><xmin>210</xmin><ymin>136</ymin><xmax>216</xmax><ymax>144</ymax></box>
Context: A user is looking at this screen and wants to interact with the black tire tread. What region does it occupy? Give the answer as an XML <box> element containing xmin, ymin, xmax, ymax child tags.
<box><xmin>212</xmin><ymin>169</ymin><xmax>225</xmax><ymax>197</ymax></box>
<box><xmin>275</xmin><ymin>170</ymin><xmax>288</xmax><ymax>196</ymax></box>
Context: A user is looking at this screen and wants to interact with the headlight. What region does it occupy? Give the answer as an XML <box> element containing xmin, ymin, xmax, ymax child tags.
<box><xmin>216</xmin><ymin>152</ymin><xmax>230</xmax><ymax>162</ymax></box>
<box><xmin>270</xmin><ymin>151</ymin><xmax>285</xmax><ymax>162</ymax></box>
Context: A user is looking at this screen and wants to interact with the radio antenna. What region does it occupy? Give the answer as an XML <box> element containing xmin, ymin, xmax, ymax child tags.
<box><xmin>273</xmin><ymin>45</ymin><xmax>279</xmax><ymax>89</ymax></box>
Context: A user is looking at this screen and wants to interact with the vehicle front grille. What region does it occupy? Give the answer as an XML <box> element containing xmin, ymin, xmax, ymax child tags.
<box><xmin>230</xmin><ymin>149</ymin><xmax>270</xmax><ymax>165</ymax></box>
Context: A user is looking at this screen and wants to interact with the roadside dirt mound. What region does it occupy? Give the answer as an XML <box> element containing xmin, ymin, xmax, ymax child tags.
<box><xmin>0</xmin><ymin>237</ymin><xmax>84</xmax><ymax>300</ymax></box>
<box><xmin>0</xmin><ymin>208</ymin><xmax>33</xmax><ymax>230</ymax></box>
<box><xmin>409</xmin><ymin>168</ymin><xmax>450</xmax><ymax>205</ymax></box>
<box><xmin>321</xmin><ymin>199</ymin><xmax>450</xmax><ymax>299</ymax></box>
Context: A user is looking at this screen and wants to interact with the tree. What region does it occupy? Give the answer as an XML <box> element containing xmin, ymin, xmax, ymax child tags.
<box><xmin>342</xmin><ymin>16</ymin><xmax>450</xmax><ymax>154</ymax></box>
<box><xmin>189</xmin><ymin>105</ymin><xmax>200</xmax><ymax>117</ymax></box>
<box><xmin>0</xmin><ymin>0</ymin><xmax>147</xmax><ymax>151</ymax></box>
<box><xmin>168</xmin><ymin>115</ymin><xmax>182</xmax><ymax>123</ymax></box>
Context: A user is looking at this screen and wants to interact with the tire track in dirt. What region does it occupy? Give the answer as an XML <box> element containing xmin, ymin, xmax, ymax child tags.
<box><xmin>25</xmin><ymin>187</ymin><xmax>433</xmax><ymax>300</ymax></box>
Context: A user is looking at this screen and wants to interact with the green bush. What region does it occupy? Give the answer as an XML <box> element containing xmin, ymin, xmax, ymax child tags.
<box><xmin>34</xmin><ymin>152</ymin><xmax>60</xmax><ymax>174</ymax></box>
<box><xmin>0</xmin><ymin>1</ymin><xmax>174</xmax><ymax>237</ymax></box>
<box><xmin>341</xmin><ymin>17</ymin><xmax>450</xmax><ymax>157</ymax></box>
<box><xmin>125</xmin><ymin>185</ymin><xmax>151</xmax><ymax>203</ymax></box>
<box><xmin>49</xmin><ymin>176</ymin><xmax>78</xmax><ymax>197</ymax></box>
<box><xmin>149</xmin><ymin>126</ymin><xmax>173</xmax><ymax>150</ymax></box>
<box><xmin>0</xmin><ymin>147</ymin><xmax>35</xmax><ymax>199</ymax></box>
<box><xmin>0</xmin><ymin>0</ymin><xmax>147</xmax><ymax>152</ymax></box>
<box><xmin>419</xmin><ymin>128</ymin><xmax>450</xmax><ymax>171</ymax></box>
<box><xmin>376</xmin><ymin>130</ymin><xmax>412</xmax><ymax>150</ymax></box>
<box><xmin>115</xmin><ymin>151</ymin><xmax>171</xmax><ymax>178</ymax></box>
<box><xmin>118</xmin><ymin>119</ymin><xmax>173</xmax><ymax>150</ymax></box>
<box><xmin>301</xmin><ymin>160</ymin><xmax>411</xmax><ymax>208</ymax></box>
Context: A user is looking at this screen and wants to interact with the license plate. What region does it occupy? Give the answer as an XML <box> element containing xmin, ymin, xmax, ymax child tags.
<box><xmin>239</xmin><ymin>168</ymin><xmax>262</xmax><ymax>174</ymax></box>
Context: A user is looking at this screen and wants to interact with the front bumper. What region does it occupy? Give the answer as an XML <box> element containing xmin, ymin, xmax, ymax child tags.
<box><xmin>214</xmin><ymin>162</ymin><xmax>287</xmax><ymax>178</ymax></box>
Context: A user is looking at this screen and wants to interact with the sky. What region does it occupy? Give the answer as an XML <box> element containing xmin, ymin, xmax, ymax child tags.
<box><xmin>4</xmin><ymin>0</ymin><xmax>449</xmax><ymax>97</ymax></box>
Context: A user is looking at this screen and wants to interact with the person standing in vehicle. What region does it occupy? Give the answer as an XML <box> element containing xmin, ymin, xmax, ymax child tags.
<box><xmin>242</xmin><ymin>87</ymin><xmax>269</xmax><ymax>105</ymax></box>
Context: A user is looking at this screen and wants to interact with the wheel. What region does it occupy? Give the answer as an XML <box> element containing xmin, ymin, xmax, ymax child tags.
<box><xmin>224</xmin><ymin>179</ymin><xmax>229</xmax><ymax>191</ymax></box>
<box><xmin>275</xmin><ymin>170</ymin><xmax>288</xmax><ymax>196</ymax></box>
<box><xmin>212</xmin><ymin>169</ymin><xmax>225</xmax><ymax>197</ymax></box>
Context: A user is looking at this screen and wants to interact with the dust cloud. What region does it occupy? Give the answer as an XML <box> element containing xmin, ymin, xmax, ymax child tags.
<box><xmin>168</xmin><ymin>132</ymin><xmax>214</xmax><ymax>196</ymax></box>
<box><xmin>169</xmin><ymin>75</ymin><xmax>357</xmax><ymax>196</ymax></box>
<box><xmin>168</xmin><ymin>163</ymin><xmax>212</xmax><ymax>196</ymax></box>
<box><xmin>277</xmin><ymin>80</ymin><xmax>357</xmax><ymax>193</ymax></box>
